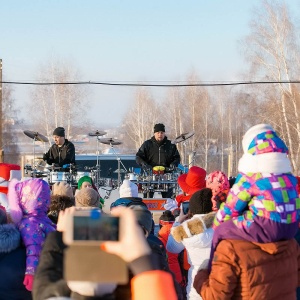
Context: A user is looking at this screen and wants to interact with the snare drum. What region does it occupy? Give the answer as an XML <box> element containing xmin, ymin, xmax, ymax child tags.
<box><xmin>49</xmin><ymin>172</ymin><xmax>70</xmax><ymax>184</ymax></box>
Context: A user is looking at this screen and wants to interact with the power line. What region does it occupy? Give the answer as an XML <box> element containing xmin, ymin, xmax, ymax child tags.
<box><xmin>1</xmin><ymin>80</ymin><xmax>300</xmax><ymax>87</ymax></box>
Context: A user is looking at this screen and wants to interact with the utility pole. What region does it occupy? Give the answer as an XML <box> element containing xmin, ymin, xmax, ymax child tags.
<box><xmin>0</xmin><ymin>59</ymin><xmax>3</xmax><ymax>162</ymax></box>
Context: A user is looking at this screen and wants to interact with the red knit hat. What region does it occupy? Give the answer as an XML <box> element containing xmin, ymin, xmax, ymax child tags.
<box><xmin>177</xmin><ymin>166</ymin><xmax>206</xmax><ymax>195</ymax></box>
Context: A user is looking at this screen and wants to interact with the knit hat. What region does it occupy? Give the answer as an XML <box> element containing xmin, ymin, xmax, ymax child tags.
<box><xmin>154</xmin><ymin>123</ymin><xmax>165</xmax><ymax>133</ymax></box>
<box><xmin>159</xmin><ymin>210</ymin><xmax>175</xmax><ymax>226</ymax></box>
<box><xmin>75</xmin><ymin>188</ymin><xmax>100</xmax><ymax>208</ymax></box>
<box><xmin>189</xmin><ymin>188</ymin><xmax>213</xmax><ymax>215</ymax></box>
<box><xmin>130</xmin><ymin>205</ymin><xmax>153</xmax><ymax>234</ymax></box>
<box><xmin>206</xmin><ymin>171</ymin><xmax>229</xmax><ymax>211</ymax></box>
<box><xmin>238</xmin><ymin>124</ymin><xmax>291</xmax><ymax>173</ymax></box>
<box><xmin>119</xmin><ymin>179</ymin><xmax>138</xmax><ymax>198</ymax></box>
<box><xmin>177</xmin><ymin>166</ymin><xmax>206</xmax><ymax>195</ymax></box>
<box><xmin>52</xmin><ymin>182</ymin><xmax>74</xmax><ymax>199</ymax></box>
<box><xmin>0</xmin><ymin>205</ymin><xmax>7</xmax><ymax>225</ymax></box>
<box><xmin>53</xmin><ymin>127</ymin><xmax>65</xmax><ymax>137</ymax></box>
<box><xmin>78</xmin><ymin>176</ymin><xmax>93</xmax><ymax>190</ymax></box>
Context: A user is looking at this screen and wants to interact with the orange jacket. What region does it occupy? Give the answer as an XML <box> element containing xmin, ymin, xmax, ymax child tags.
<box><xmin>194</xmin><ymin>239</ymin><xmax>300</xmax><ymax>300</ymax></box>
<box><xmin>131</xmin><ymin>270</ymin><xmax>177</xmax><ymax>300</ymax></box>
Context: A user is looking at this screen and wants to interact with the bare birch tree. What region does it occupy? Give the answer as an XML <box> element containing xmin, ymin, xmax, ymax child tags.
<box><xmin>28</xmin><ymin>58</ymin><xmax>89</xmax><ymax>145</ymax></box>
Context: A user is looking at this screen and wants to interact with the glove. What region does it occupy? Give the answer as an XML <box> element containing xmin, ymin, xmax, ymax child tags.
<box><xmin>23</xmin><ymin>274</ymin><xmax>34</xmax><ymax>291</ymax></box>
<box><xmin>62</xmin><ymin>164</ymin><xmax>70</xmax><ymax>168</ymax></box>
<box><xmin>169</xmin><ymin>163</ymin><xmax>175</xmax><ymax>170</ymax></box>
<box><xmin>142</xmin><ymin>163</ymin><xmax>151</xmax><ymax>171</ymax></box>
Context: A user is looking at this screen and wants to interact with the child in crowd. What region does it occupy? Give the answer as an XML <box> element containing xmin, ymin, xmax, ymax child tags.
<box><xmin>77</xmin><ymin>175</ymin><xmax>104</xmax><ymax>209</ymax></box>
<box><xmin>209</xmin><ymin>124</ymin><xmax>300</xmax><ymax>271</ymax></box>
<box><xmin>8</xmin><ymin>178</ymin><xmax>56</xmax><ymax>291</ymax></box>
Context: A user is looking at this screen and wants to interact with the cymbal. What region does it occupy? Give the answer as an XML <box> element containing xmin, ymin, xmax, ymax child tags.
<box><xmin>98</xmin><ymin>138</ymin><xmax>122</xmax><ymax>145</ymax></box>
<box><xmin>88</xmin><ymin>130</ymin><xmax>107</xmax><ymax>137</ymax></box>
<box><xmin>113</xmin><ymin>169</ymin><xmax>126</xmax><ymax>174</ymax></box>
<box><xmin>24</xmin><ymin>130</ymin><xmax>49</xmax><ymax>143</ymax></box>
<box><xmin>172</xmin><ymin>131</ymin><xmax>195</xmax><ymax>144</ymax></box>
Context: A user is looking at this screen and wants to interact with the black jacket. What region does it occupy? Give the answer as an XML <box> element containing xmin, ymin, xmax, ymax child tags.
<box><xmin>43</xmin><ymin>139</ymin><xmax>76</xmax><ymax>167</ymax></box>
<box><xmin>136</xmin><ymin>136</ymin><xmax>180</xmax><ymax>169</ymax></box>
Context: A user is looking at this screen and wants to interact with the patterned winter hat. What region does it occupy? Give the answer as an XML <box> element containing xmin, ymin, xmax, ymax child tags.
<box><xmin>238</xmin><ymin>124</ymin><xmax>292</xmax><ymax>174</ymax></box>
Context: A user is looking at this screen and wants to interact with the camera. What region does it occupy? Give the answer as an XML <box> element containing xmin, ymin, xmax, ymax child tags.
<box><xmin>63</xmin><ymin>209</ymin><xmax>120</xmax><ymax>245</ymax></box>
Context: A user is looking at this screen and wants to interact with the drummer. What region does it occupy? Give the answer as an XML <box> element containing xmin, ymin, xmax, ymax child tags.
<box><xmin>136</xmin><ymin>123</ymin><xmax>181</xmax><ymax>198</ymax></box>
<box><xmin>43</xmin><ymin>127</ymin><xmax>76</xmax><ymax>170</ymax></box>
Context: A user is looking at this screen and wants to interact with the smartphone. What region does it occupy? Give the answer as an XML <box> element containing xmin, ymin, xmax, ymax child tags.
<box><xmin>63</xmin><ymin>210</ymin><xmax>120</xmax><ymax>245</ymax></box>
<box><xmin>182</xmin><ymin>201</ymin><xmax>189</xmax><ymax>215</ymax></box>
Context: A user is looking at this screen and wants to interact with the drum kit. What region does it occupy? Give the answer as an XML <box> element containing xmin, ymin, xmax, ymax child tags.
<box><xmin>126</xmin><ymin>131</ymin><xmax>195</xmax><ymax>196</ymax></box>
<box><xmin>23</xmin><ymin>129</ymin><xmax>125</xmax><ymax>189</ymax></box>
<box><xmin>22</xmin><ymin>128</ymin><xmax>195</xmax><ymax>196</ymax></box>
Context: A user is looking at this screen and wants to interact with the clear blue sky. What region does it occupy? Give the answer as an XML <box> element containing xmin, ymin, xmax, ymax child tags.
<box><xmin>1</xmin><ymin>0</ymin><xmax>299</xmax><ymax>127</ymax></box>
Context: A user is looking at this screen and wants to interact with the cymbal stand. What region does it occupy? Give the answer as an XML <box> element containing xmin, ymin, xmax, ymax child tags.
<box><xmin>31</xmin><ymin>135</ymin><xmax>38</xmax><ymax>178</ymax></box>
<box><xmin>109</xmin><ymin>142</ymin><xmax>128</xmax><ymax>189</ymax></box>
<box><xmin>94</xmin><ymin>136</ymin><xmax>101</xmax><ymax>188</ymax></box>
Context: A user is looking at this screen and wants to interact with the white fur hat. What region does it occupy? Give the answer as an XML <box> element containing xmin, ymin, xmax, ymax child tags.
<box><xmin>119</xmin><ymin>180</ymin><xmax>138</xmax><ymax>198</ymax></box>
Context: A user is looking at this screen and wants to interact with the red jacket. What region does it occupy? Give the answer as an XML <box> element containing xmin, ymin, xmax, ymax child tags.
<box><xmin>194</xmin><ymin>239</ymin><xmax>300</xmax><ymax>300</ymax></box>
<box><xmin>158</xmin><ymin>224</ymin><xmax>183</xmax><ymax>284</ymax></box>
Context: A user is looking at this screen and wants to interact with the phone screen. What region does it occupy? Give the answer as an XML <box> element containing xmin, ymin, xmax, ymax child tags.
<box><xmin>182</xmin><ymin>202</ymin><xmax>189</xmax><ymax>215</ymax></box>
<box><xmin>73</xmin><ymin>215</ymin><xmax>119</xmax><ymax>241</ymax></box>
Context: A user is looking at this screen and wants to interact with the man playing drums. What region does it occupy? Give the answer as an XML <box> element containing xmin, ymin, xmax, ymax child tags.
<box><xmin>136</xmin><ymin>123</ymin><xmax>181</xmax><ymax>198</ymax></box>
<box><xmin>43</xmin><ymin>127</ymin><xmax>75</xmax><ymax>169</ymax></box>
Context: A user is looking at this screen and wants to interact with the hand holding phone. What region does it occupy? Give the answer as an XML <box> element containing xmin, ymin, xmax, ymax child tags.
<box><xmin>182</xmin><ymin>201</ymin><xmax>189</xmax><ymax>215</ymax></box>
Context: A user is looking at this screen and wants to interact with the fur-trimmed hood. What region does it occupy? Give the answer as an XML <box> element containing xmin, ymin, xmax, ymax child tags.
<box><xmin>171</xmin><ymin>212</ymin><xmax>216</xmax><ymax>243</ymax></box>
<box><xmin>0</xmin><ymin>223</ymin><xmax>20</xmax><ymax>253</ymax></box>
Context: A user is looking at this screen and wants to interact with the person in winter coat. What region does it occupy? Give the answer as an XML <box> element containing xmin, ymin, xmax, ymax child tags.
<box><xmin>193</xmin><ymin>238</ymin><xmax>300</xmax><ymax>300</ymax></box>
<box><xmin>209</xmin><ymin>124</ymin><xmax>300</xmax><ymax>272</ymax></box>
<box><xmin>167</xmin><ymin>188</ymin><xmax>215</xmax><ymax>300</ymax></box>
<box><xmin>33</xmin><ymin>207</ymin><xmax>178</xmax><ymax>300</ymax></box>
<box><xmin>43</xmin><ymin>126</ymin><xmax>75</xmax><ymax>168</ymax></box>
<box><xmin>158</xmin><ymin>210</ymin><xmax>183</xmax><ymax>285</ymax></box>
<box><xmin>136</xmin><ymin>123</ymin><xmax>181</xmax><ymax>198</ymax></box>
<box><xmin>0</xmin><ymin>205</ymin><xmax>32</xmax><ymax>300</ymax></box>
<box><xmin>8</xmin><ymin>178</ymin><xmax>56</xmax><ymax>291</ymax></box>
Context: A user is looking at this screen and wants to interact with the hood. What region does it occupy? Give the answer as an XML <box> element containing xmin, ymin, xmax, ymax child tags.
<box><xmin>0</xmin><ymin>223</ymin><xmax>21</xmax><ymax>253</ymax></box>
<box><xmin>171</xmin><ymin>212</ymin><xmax>215</xmax><ymax>243</ymax></box>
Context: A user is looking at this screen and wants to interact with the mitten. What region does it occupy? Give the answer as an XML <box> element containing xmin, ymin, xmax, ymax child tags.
<box><xmin>23</xmin><ymin>274</ymin><xmax>34</xmax><ymax>291</ymax></box>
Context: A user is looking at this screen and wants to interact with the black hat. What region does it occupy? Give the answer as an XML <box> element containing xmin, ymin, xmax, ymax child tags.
<box><xmin>53</xmin><ymin>127</ymin><xmax>65</xmax><ymax>137</ymax></box>
<box><xmin>130</xmin><ymin>205</ymin><xmax>153</xmax><ymax>234</ymax></box>
<box><xmin>154</xmin><ymin>123</ymin><xmax>165</xmax><ymax>133</ymax></box>
<box><xmin>189</xmin><ymin>188</ymin><xmax>213</xmax><ymax>215</ymax></box>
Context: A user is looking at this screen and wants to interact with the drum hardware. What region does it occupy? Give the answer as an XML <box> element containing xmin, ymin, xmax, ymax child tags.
<box><xmin>88</xmin><ymin>130</ymin><xmax>107</xmax><ymax>189</ymax></box>
<box><xmin>99</xmin><ymin>138</ymin><xmax>126</xmax><ymax>189</ymax></box>
<box><xmin>171</xmin><ymin>131</ymin><xmax>195</xmax><ymax>166</ymax></box>
<box><xmin>23</xmin><ymin>130</ymin><xmax>49</xmax><ymax>178</ymax></box>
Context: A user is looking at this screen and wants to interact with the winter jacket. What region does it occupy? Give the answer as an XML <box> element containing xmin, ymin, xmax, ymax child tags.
<box><xmin>136</xmin><ymin>136</ymin><xmax>180</xmax><ymax>169</ymax></box>
<box><xmin>158</xmin><ymin>223</ymin><xmax>183</xmax><ymax>284</ymax></box>
<box><xmin>194</xmin><ymin>238</ymin><xmax>300</xmax><ymax>300</ymax></box>
<box><xmin>214</xmin><ymin>126</ymin><xmax>300</xmax><ymax>231</ymax></box>
<box><xmin>8</xmin><ymin>179</ymin><xmax>56</xmax><ymax>275</ymax></box>
<box><xmin>0</xmin><ymin>223</ymin><xmax>32</xmax><ymax>300</ymax></box>
<box><xmin>43</xmin><ymin>139</ymin><xmax>76</xmax><ymax>167</ymax></box>
<box><xmin>169</xmin><ymin>212</ymin><xmax>215</xmax><ymax>300</ymax></box>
